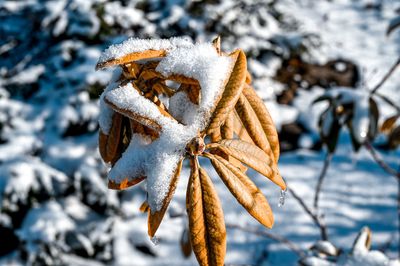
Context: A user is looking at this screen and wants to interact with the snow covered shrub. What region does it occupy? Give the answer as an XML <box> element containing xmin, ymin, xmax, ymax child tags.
<box><xmin>313</xmin><ymin>88</ymin><xmax>379</xmax><ymax>153</ymax></box>
<box><xmin>96</xmin><ymin>36</ymin><xmax>285</xmax><ymax>266</ymax></box>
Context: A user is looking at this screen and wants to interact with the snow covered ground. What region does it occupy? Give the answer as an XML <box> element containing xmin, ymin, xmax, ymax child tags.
<box><xmin>0</xmin><ymin>0</ymin><xmax>399</xmax><ymax>265</ymax></box>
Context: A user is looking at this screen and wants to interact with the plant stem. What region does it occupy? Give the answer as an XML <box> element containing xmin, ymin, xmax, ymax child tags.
<box><xmin>226</xmin><ymin>223</ymin><xmax>306</xmax><ymax>258</ymax></box>
<box><xmin>370</xmin><ymin>57</ymin><xmax>400</xmax><ymax>95</ymax></box>
<box><xmin>364</xmin><ymin>141</ymin><xmax>400</xmax><ymax>180</ymax></box>
<box><xmin>288</xmin><ymin>187</ymin><xmax>329</xmax><ymax>241</ymax></box>
<box><xmin>374</xmin><ymin>92</ymin><xmax>400</xmax><ymax>113</ymax></box>
<box><xmin>313</xmin><ymin>152</ymin><xmax>333</xmax><ymax>210</ymax></box>
<box><xmin>364</xmin><ymin>141</ymin><xmax>400</xmax><ymax>238</ymax></box>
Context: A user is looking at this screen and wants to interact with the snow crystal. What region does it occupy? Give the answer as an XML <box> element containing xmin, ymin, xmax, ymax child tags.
<box><xmin>98</xmin><ymin>37</ymin><xmax>194</xmax><ymax>65</ymax></box>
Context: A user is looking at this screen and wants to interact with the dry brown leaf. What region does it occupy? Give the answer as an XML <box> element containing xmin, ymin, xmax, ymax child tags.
<box><xmin>219</xmin><ymin>139</ymin><xmax>269</xmax><ymax>163</ymax></box>
<box><xmin>207</xmin><ymin>140</ymin><xmax>286</xmax><ymax>190</ymax></box>
<box><xmin>245</xmin><ymin>71</ymin><xmax>252</xmax><ymax>84</ymax></box>
<box><xmin>180</xmin><ymin>84</ymin><xmax>201</xmax><ymax>105</ymax></box>
<box><xmin>232</xmin><ymin>111</ymin><xmax>254</xmax><ymax>143</ymax></box>
<box><xmin>205</xmin><ymin>153</ymin><xmax>274</xmax><ymax>228</ymax></box>
<box><xmin>139</xmin><ymin>201</ymin><xmax>150</xmax><ymax>213</ymax></box>
<box><xmin>105</xmin><ymin>97</ymin><xmax>163</xmax><ymax>132</ymax></box>
<box><xmin>104</xmin><ymin>83</ymin><xmax>175</xmax><ymax>132</ymax></box>
<box><xmin>152</xmin><ymin>82</ymin><xmax>175</xmax><ymax>97</ymax></box>
<box><xmin>122</xmin><ymin>62</ymin><xmax>142</xmax><ymax>79</ymax></box>
<box><xmin>242</xmin><ymin>85</ymin><xmax>280</xmax><ymax>162</ymax></box>
<box><xmin>207</xmin><ymin>50</ymin><xmax>247</xmax><ymax>134</ymax></box>
<box><xmin>96</xmin><ymin>49</ymin><xmax>167</xmax><ymax>70</ymax></box>
<box><xmin>210</xmin><ymin>127</ymin><xmax>222</xmax><ymax>142</ymax></box>
<box><xmin>148</xmin><ymin>159</ymin><xmax>183</xmax><ymax>237</ymax></box>
<box><xmin>108</xmin><ymin>176</ymin><xmax>146</xmax><ymax>190</ymax></box>
<box><xmin>98</xmin><ymin>112</ymin><xmax>123</xmax><ymax>164</ymax></box>
<box><xmin>187</xmin><ymin>157</ymin><xmax>226</xmax><ymax>266</ymax></box>
<box><xmin>388</xmin><ymin>125</ymin><xmax>400</xmax><ymax>149</ymax></box>
<box><xmin>380</xmin><ymin>114</ymin><xmax>399</xmax><ymax>134</ymax></box>
<box><xmin>221</xmin><ymin>112</ymin><xmax>234</xmax><ymax>139</ymax></box>
<box><xmin>164</xmin><ymin>74</ymin><xmax>199</xmax><ymax>86</ymax></box>
<box><xmin>235</xmin><ymin>93</ymin><xmax>275</xmax><ymax>159</ymax></box>
<box><xmin>139</xmin><ymin>69</ymin><xmax>163</xmax><ymax>82</ymax></box>
<box><xmin>212</xmin><ymin>36</ymin><xmax>221</xmax><ymax>55</ymax></box>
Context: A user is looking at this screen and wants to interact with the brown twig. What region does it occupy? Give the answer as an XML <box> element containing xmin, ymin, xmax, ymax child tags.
<box><xmin>370</xmin><ymin>57</ymin><xmax>400</xmax><ymax>95</ymax></box>
<box><xmin>226</xmin><ymin>223</ymin><xmax>306</xmax><ymax>258</ymax></box>
<box><xmin>288</xmin><ymin>187</ymin><xmax>329</xmax><ymax>241</ymax></box>
<box><xmin>313</xmin><ymin>152</ymin><xmax>333</xmax><ymax>210</ymax></box>
<box><xmin>364</xmin><ymin>141</ymin><xmax>400</xmax><ymax>180</ymax></box>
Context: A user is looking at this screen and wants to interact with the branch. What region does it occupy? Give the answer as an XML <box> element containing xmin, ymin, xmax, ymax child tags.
<box><xmin>288</xmin><ymin>187</ymin><xmax>329</xmax><ymax>241</ymax></box>
<box><xmin>364</xmin><ymin>141</ymin><xmax>400</xmax><ymax>180</ymax></box>
<box><xmin>226</xmin><ymin>223</ymin><xmax>306</xmax><ymax>258</ymax></box>
<box><xmin>370</xmin><ymin>57</ymin><xmax>400</xmax><ymax>95</ymax></box>
<box><xmin>374</xmin><ymin>92</ymin><xmax>400</xmax><ymax>113</ymax></box>
<box><xmin>313</xmin><ymin>152</ymin><xmax>333</xmax><ymax>209</ymax></box>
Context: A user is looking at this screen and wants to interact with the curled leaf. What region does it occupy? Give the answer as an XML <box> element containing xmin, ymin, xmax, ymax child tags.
<box><xmin>98</xmin><ymin>112</ymin><xmax>124</xmax><ymax>164</ymax></box>
<box><xmin>96</xmin><ymin>49</ymin><xmax>167</xmax><ymax>70</ymax></box>
<box><xmin>207</xmin><ymin>50</ymin><xmax>247</xmax><ymax>134</ymax></box>
<box><xmin>242</xmin><ymin>85</ymin><xmax>280</xmax><ymax>162</ymax></box>
<box><xmin>104</xmin><ymin>83</ymin><xmax>175</xmax><ymax>132</ymax></box>
<box><xmin>380</xmin><ymin>114</ymin><xmax>399</xmax><ymax>134</ymax></box>
<box><xmin>221</xmin><ymin>112</ymin><xmax>234</xmax><ymax>139</ymax></box>
<box><xmin>388</xmin><ymin>125</ymin><xmax>400</xmax><ymax>149</ymax></box>
<box><xmin>232</xmin><ymin>110</ymin><xmax>254</xmax><ymax>144</ymax></box>
<box><xmin>108</xmin><ymin>176</ymin><xmax>146</xmax><ymax>190</ymax></box>
<box><xmin>187</xmin><ymin>158</ymin><xmax>226</xmax><ymax>266</ymax></box>
<box><xmin>206</xmin><ymin>153</ymin><xmax>274</xmax><ymax>228</ymax></box>
<box><xmin>148</xmin><ymin>160</ymin><xmax>183</xmax><ymax>237</ymax></box>
<box><xmin>207</xmin><ymin>140</ymin><xmax>286</xmax><ymax>190</ymax></box>
<box><xmin>235</xmin><ymin>93</ymin><xmax>275</xmax><ymax>160</ymax></box>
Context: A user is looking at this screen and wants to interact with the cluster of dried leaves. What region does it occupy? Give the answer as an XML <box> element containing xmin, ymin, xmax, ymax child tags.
<box><xmin>96</xmin><ymin>37</ymin><xmax>285</xmax><ymax>266</ymax></box>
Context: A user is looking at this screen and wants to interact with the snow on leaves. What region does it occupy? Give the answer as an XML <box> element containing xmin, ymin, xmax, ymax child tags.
<box><xmin>313</xmin><ymin>88</ymin><xmax>379</xmax><ymax>153</ymax></box>
<box><xmin>97</xmin><ymin>37</ymin><xmax>285</xmax><ymax>266</ymax></box>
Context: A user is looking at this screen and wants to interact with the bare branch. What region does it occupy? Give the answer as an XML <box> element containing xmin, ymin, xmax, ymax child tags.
<box><xmin>288</xmin><ymin>187</ymin><xmax>329</xmax><ymax>241</ymax></box>
<box><xmin>364</xmin><ymin>141</ymin><xmax>400</xmax><ymax>180</ymax></box>
<box><xmin>313</xmin><ymin>152</ymin><xmax>333</xmax><ymax>210</ymax></box>
<box><xmin>226</xmin><ymin>223</ymin><xmax>306</xmax><ymax>258</ymax></box>
<box><xmin>375</xmin><ymin>92</ymin><xmax>400</xmax><ymax>113</ymax></box>
<box><xmin>370</xmin><ymin>57</ymin><xmax>400</xmax><ymax>95</ymax></box>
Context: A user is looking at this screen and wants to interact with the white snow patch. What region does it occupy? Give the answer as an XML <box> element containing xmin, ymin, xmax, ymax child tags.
<box><xmin>156</xmin><ymin>43</ymin><xmax>232</xmax><ymax>110</ymax></box>
<box><xmin>18</xmin><ymin>201</ymin><xmax>75</xmax><ymax>243</ymax></box>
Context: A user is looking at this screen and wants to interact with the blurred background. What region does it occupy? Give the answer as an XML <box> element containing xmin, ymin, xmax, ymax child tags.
<box><xmin>0</xmin><ymin>0</ymin><xmax>399</xmax><ymax>265</ymax></box>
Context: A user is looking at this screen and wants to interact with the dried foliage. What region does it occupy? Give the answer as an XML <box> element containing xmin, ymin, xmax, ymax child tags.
<box><xmin>96</xmin><ymin>37</ymin><xmax>284</xmax><ymax>266</ymax></box>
